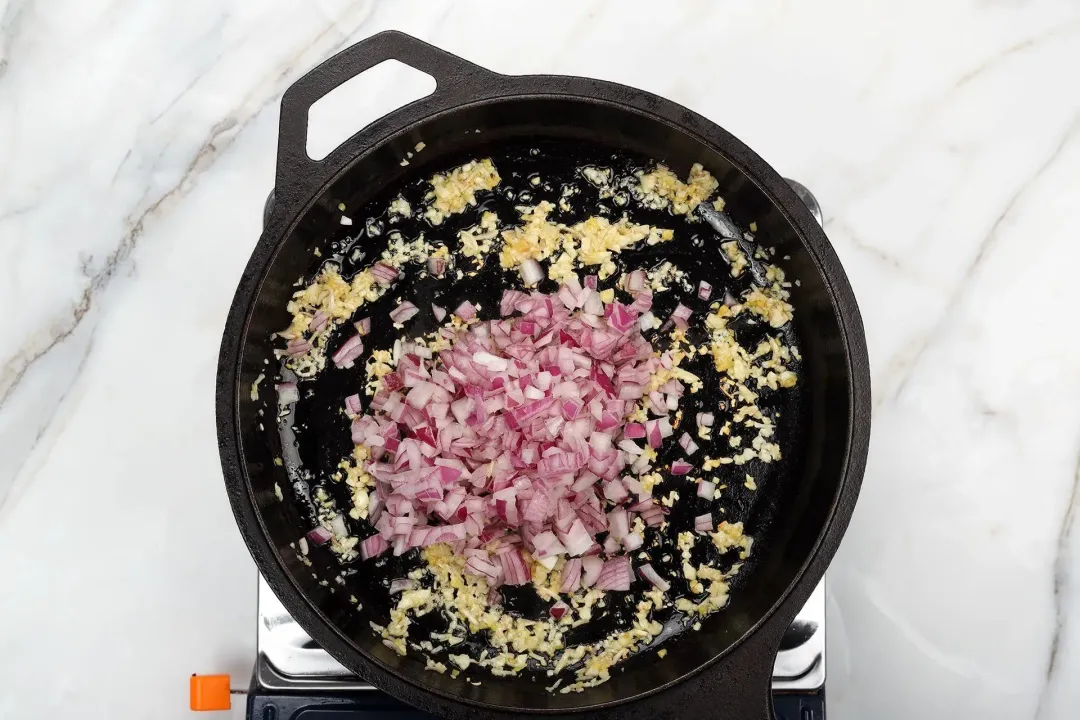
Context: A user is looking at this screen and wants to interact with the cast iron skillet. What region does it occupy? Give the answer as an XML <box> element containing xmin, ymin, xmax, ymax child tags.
<box><xmin>217</xmin><ymin>30</ymin><xmax>870</xmax><ymax>719</ymax></box>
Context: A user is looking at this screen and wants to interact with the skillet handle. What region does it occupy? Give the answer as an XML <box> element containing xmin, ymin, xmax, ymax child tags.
<box><xmin>275</xmin><ymin>30</ymin><xmax>498</xmax><ymax>200</ymax></box>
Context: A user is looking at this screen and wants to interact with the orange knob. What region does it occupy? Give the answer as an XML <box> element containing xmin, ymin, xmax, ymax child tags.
<box><xmin>189</xmin><ymin>674</ymin><xmax>232</xmax><ymax>711</ymax></box>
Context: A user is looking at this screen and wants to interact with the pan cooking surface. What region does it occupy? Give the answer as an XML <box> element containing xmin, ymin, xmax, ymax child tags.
<box><xmin>263</xmin><ymin>137</ymin><xmax>806</xmax><ymax>689</ymax></box>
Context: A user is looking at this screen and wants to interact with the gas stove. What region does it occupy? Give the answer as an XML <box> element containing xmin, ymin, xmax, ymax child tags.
<box><xmin>242</xmin><ymin>179</ymin><xmax>827</xmax><ymax>720</ymax></box>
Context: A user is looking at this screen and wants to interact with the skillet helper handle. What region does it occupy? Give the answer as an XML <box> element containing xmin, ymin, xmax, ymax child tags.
<box><xmin>707</xmin><ymin>647</ymin><xmax>778</xmax><ymax>720</ymax></box>
<box><xmin>275</xmin><ymin>30</ymin><xmax>497</xmax><ymax>197</ymax></box>
<box><xmin>661</xmin><ymin>617</ymin><xmax>785</xmax><ymax>720</ymax></box>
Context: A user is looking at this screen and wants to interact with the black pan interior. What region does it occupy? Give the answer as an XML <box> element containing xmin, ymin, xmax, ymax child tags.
<box><xmin>234</xmin><ymin>96</ymin><xmax>853</xmax><ymax>711</ymax></box>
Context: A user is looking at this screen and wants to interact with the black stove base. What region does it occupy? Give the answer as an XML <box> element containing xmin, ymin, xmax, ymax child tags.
<box><xmin>774</xmin><ymin>692</ymin><xmax>825</xmax><ymax>719</ymax></box>
<box><xmin>247</xmin><ymin>689</ymin><xmax>825</xmax><ymax>719</ymax></box>
<box><xmin>249</xmin><ymin>692</ymin><xmax>429</xmax><ymax>719</ymax></box>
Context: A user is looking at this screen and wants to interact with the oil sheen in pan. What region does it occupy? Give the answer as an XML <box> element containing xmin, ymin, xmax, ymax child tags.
<box><xmin>272</xmin><ymin>137</ymin><xmax>806</xmax><ymax>683</ymax></box>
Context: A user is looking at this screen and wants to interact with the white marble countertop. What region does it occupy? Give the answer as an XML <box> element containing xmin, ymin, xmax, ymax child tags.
<box><xmin>2</xmin><ymin>0</ymin><xmax>1079</xmax><ymax>718</ymax></box>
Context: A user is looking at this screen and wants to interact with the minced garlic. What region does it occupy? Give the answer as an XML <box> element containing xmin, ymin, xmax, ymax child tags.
<box><xmin>338</xmin><ymin>445</ymin><xmax>375</xmax><ymax>519</ymax></box>
<box><xmin>640</xmin><ymin>472</ymin><xmax>664</xmax><ymax>494</ymax></box>
<box><xmin>645</xmin><ymin>261</ymin><xmax>688</xmax><ymax>293</ymax></box>
<box><xmin>743</xmin><ymin>286</ymin><xmax>794</xmax><ymax>328</ymax></box>
<box><xmin>633</xmin><ymin>163</ymin><xmax>718</xmax><ymax>216</ymax></box>
<box><xmin>278</xmin><ymin>264</ymin><xmax>383</xmax><ymax>376</ymax></box>
<box><xmin>388</xmin><ymin>195</ymin><xmax>412</xmax><ymax>219</ymax></box>
<box><xmin>721</xmin><ymin>240</ymin><xmax>748</xmax><ymax>277</ymax></box>
<box><xmin>364</xmin><ymin>350</ymin><xmax>394</xmax><ymax>396</ymax></box>
<box><xmin>424</xmin><ymin>159</ymin><xmax>501</xmax><ymax>225</ymax></box>
<box><xmin>499</xmin><ymin>203</ymin><xmax>672</xmax><ymax>283</ymax></box>
<box><xmin>371</xmin><ymin>541</ymin><xmax>673</xmax><ymax>693</ymax></box>
<box><xmin>279</xmin><ymin>225</ymin><xmax>440</xmax><ymax>374</ymax></box>
<box><xmin>251</xmin><ymin>372</ymin><xmax>265</xmax><ymax>401</ymax></box>
<box><xmin>457</xmin><ymin>211</ymin><xmax>501</xmax><ymax>268</ymax></box>
<box><xmin>712</xmin><ymin>521</ymin><xmax>753</xmax><ymax>559</ymax></box>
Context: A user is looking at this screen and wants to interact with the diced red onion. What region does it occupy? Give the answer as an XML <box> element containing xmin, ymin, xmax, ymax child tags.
<box><xmin>560</xmin><ymin>558</ymin><xmax>583</xmax><ymax>593</ymax></box>
<box><xmin>603</xmin><ymin>478</ymin><xmax>629</xmax><ymax>504</ymax></box>
<box><xmin>678</xmin><ymin>432</ymin><xmax>699</xmax><ymax>456</ymax></box>
<box><xmin>698</xmin><ymin>281</ymin><xmax>713</xmax><ymax>300</ymax></box>
<box><xmin>640</xmin><ymin>507</ymin><xmax>665</xmax><ymax>527</ymax></box>
<box><xmin>427</xmin><ymin>256</ymin><xmax>446</xmax><ymax>276</ymax></box>
<box><xmin>332</xmin><ymin>335</ymin><xmax>364</xmax><ymax>368</ymax></box>
<box><xmin>671</xmin><ymin>460</ymin><xmax>693</xmax><ymax>475</ymax></box>
<box><xmin>581</xmin><ymin>555</ymin><xmax>604</xmax><ymax>588</ymax></box>
<box><xmin>582</xmin><ymin>291</ymin><xmax>604</xmax><ymax>316</ymax></box>
<box><xmin>607</xmin><ymin>303</ymin><xmax>638</xmax><ymax>334</ymax></box>
<box><xmin>337</xmin><ymin>284</ymin><xmax>688</xmax><ymax>576</ymax></box>
<box><xmin>659</xmin><ymin>418</ymin><xmax>674</xmax><ymax>438</ymax></box>
<box><xmin>390</xmin><ymin>301</ymin><xmax>419</xmax><ymax>324</ymax></box>
<box><xmin>630</xmin><ymin>291</ymin><xmax>653</xmax><ymax>313</ymax></box>
<box><xmin>670</xmin><ymin>303</ymin><xmax>692</xmax><ymax>330</ymax></box>
<box><xmin>370</xmin><ymin>262</ymin><xmax>399</xmax><ymax>285</ymax></box>
<box><xmin>360</xmin><ymin>534</ymin><xmax>389</xmax><ymax>560</ymax></box>
<box><xmin>454</xmin><ymin>300</ymin><xmax>476</xmax><ymax>321</ymax></box>
<box><xmin>500</xmin><ymin>549</ymin><xmax>530</xmax><ymax>585</ymax></box>
<box><xmin>282</xmin><ymin>340</ymin><xmax>312</xmax><ymax>356</ymax></box>
<box><xmin>389</xmin><ymin>578</ymin><xmax>416</xmax><ymax>594</ymax></box>
<box><xmin>306</xmin><ymin>526</ymin><xmax>333</xmax><ymax>545</ymax></box>
<box><xmin>276</xmin><ymin>382</ymin><xmax>299</xmax><ymax>405</ymax></box>
<box><xmin>561</xmin><ymin>519</ymin><xmax>593</xmax><ymax>556</ymax></box>
<box><xmin>465</xmin><ymin>554</ymin><xmax>501</xmax><ymax>581</ymax></box>
<box><xmin>697</xmin><ymin>480</ymin><xmax>716</xmax><ymax>498</ymax></box>
<box><xmin>607</xmin><ymin>507</ymin><xmax>629</xmax><ymax>540</ymax></box>
<box><xmin>623</xmin><ymin>269</ymin><xmax>647</xmax><ymax>293</ymax></box>
<box><xmin>550</xmin><ymin>601</ymin><xmax>570</xmax><ymax>620</ymax></box>
<box><xmin>637</xmin><ymin>563</ymin><xmax>670</xmax><ymax>592</ymax></box>
<box><xmin>432</xmin><ymin>304</ymin><xmax>447</xmax><ymax>322</ymax></box>
<box><xmin>519</xmin><ymin>259</ymin><xmax>544</xmax><ymax>286</ymax></box>
<box><xmin>646</xmin><ymin>420</ymin><xmax>662</xmax><ymax>449</ymax></box>
<box><xmin>473</xmin><ymin>351</ymin><xmax>509</xmax><ymax>372</ymax></box>
<box><xmin>695</xmin><ymin>513</ymin><xmax>714</xmax><ymax>534</ymax></box>
<box><xmin>696</xmin><ymin>412</ymin><xmax>714</xmax><ymax>428</ymax></box>
<box><xmin>595</xmin><ymin>556</ymin><xmax>632</xmax><ymax>591</ymax></box>
<box><xmin>354</xmin><ymin>317</ymin><xmax>371</xmax><ymax>335</ymax></box>
<box><xmin>311</xmin><ymin>310</ymin><xmax>330</xmax><ymax>333</ymax></box>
